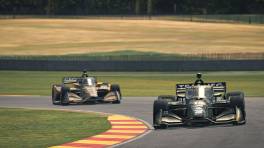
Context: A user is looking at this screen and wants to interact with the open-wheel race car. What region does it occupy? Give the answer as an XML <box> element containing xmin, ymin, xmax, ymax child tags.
<box><xmin>153</xmin><ymin>73</ymin><xmax>246</xmax><ymax>129</ymax></box>
<box><xmin>52</xmin><ymin>71</ymin><xmax>122</xmax><ymax>105</ymax></box>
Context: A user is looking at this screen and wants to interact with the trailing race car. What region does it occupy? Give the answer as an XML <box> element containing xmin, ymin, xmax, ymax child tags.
<box><xmin>52</xmin><ymin>71</ymin><xmax>122</xmax><ymax>105</ymax></box>
<box><xmin>153</xmin><ymin>73</ymin><xmax>246</xmax><ymax>129</ymax></box>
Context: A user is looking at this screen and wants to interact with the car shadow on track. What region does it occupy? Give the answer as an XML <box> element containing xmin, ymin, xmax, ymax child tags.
<box><xmin>53</xmin><ymin>101</ymin><xmax>121</xmax><ymax>106</ymax></box>
<box><xmin>154</xmin><ymin>123</ymin><xmax>244</xmax><ymax>130</ymax></box>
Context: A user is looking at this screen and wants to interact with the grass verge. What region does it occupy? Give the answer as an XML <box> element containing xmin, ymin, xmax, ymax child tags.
<box><xmin>0</xmin><ymin>107</ymin><xmax>110</xmax><ymax>148</ymax></box>
<box><xmin>1</xmin><ymin>50</ymin><xmax>263</xmax><ymax>61</ymax></box>
<box><xmin>0</xmin><ymin>71</ymin><xmax>263</xmax><ymax>97</ymax></box>
<box><xmin>0</xmin><ymin>50</ymin><xmax>209</xmax><ymax>61</ymax></box>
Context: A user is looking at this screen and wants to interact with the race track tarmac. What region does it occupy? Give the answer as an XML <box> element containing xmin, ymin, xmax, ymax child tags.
<box><xmin>0</xmin><ymin>96</ymin><xmax>263</xmax><ymax>148</ymax></box>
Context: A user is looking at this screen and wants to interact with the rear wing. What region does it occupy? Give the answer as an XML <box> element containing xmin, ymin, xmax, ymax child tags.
<box><xmin>176</xmin><ymin>82</ymin><xmax>226</xmax><ymax>98</ymax></box>
<box><xmin>63</xmin><ymin>77</ymin><xmax>82</xmax><ymax>84</ymax></box>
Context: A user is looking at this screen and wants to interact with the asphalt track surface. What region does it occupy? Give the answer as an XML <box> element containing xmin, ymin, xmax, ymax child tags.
<box><xmin>0</xmin><ymin>96</ymin><xmax>263</xmax><ymax>148</ymax></box>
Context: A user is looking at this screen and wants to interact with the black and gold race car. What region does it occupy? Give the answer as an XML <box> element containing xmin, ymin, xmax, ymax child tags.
<box><xmin>153</xmin><ymin>73</ymin><xmax>246</xmax><ymax>128</ymax></box>
<box><xmin>52</xmin><ymin>71</ymin><xmax>121</xmax><ymax>105</ymax></box>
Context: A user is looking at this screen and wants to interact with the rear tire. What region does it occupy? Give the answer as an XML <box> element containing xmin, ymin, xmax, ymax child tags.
<box><xmin>158</xmin><ymin>95</ymin><xmax>175</xmax><ymax>102</ymax></box>
<box><xmin>52</xmin><ymin>85</ymin><xmax>61</xmax><ymax>105</ymax></box>
<box><xmin>153</xmin><ymin>99</ymin><xmax>168</xmax><ymax>129</ymax></box>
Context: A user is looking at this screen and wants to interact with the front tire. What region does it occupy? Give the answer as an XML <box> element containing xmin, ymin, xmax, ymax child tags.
<box><xmin>111</xmin><ymin>84</ymin><xmax>122</xmax><ymax>104</ymax></box>
<box><xmin>153</xmin><ymin>99</ymin><xmax>168</xmax><ymax>129</ymax></box>
<box><xmin>52</xmin><ymin>85</ymin><xmax>61</xmax><ymax>105</ymax></box>
<box><xmin>60</xmin><ymin>87</ymin><xmax>70</xmax><ymax>106</ymax></box>
<box><xmin>228</xmin><ymin>92</ymin><xmax>246</xmax><ymax>125</ymax></box>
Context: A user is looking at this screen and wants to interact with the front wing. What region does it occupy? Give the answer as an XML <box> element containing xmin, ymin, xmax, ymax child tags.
<box><xmin>158</xmin><ymin>105</ymin><xmax>244</xmax><ymax>126</ymax></box>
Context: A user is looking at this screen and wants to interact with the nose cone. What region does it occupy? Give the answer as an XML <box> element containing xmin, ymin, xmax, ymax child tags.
<box><xmin>191</xmin><ymin>100</ymin><xmax>207</xmax><ymax>118</ymax></box>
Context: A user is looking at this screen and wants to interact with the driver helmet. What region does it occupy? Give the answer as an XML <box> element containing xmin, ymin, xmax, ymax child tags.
<box><xmin>194</xmin><ymin>73</ymin><xmax>204</xmax><ymax>85</ymax></box>
<box><xmin>82</xmin><ymin>70</ymin><xmax>88</xmax><ymax>78</ymax></box>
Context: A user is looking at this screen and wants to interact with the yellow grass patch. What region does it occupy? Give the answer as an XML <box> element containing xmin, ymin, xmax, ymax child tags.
<box><xmin>0</xmin><ymin>19</ymin><xmax>263</xmax><ymax>55</ymax></box>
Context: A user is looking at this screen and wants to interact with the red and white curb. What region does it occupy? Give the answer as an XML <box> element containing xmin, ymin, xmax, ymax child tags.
<box><xmin>50</xmin><ymin>114</ymin><xmax>150</xmax><ymax>148</ymax></box>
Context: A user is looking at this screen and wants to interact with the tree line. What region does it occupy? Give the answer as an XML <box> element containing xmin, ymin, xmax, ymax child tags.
<box><xmin>0</xmin><ymin>0</ymin><xmax>263</xmax><ymax>15</ymax></box>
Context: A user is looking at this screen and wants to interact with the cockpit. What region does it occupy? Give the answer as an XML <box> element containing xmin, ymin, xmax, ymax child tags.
<box><xmin>186</xmin><ymin>86</ymin><xmax>213</xmax><ymax>99</ymax></box>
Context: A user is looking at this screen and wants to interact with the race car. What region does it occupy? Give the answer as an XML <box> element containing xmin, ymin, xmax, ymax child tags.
<box><xmin>153</xmin><ymin>73</ymin><xmax>246</xmax><ymax>129</ymax></box>
<box><xmin>52</xmin><ymin>71</ymin><xmax>122</xmax><ymax>105</ymax></box>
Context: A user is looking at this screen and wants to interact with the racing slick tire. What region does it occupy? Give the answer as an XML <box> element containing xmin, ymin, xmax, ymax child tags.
<box><xmin>153</xmin><ymin>99</ymin><xmax>169</xmax><ymax>129</ymax></box>
<box><xmin>60</xmin><ymin>86</ymin><xmax>70</xmax><ymax>106</ymax></box>
<box><xmin>228</xmin><ymin>91</ymin><xmax>246</xmax><ymax>125</ymax></box>
<box><xmin>111</xmin><ymin>84</ymin><xmax>122</xmax><ymax>104</ymax></box>
<box><xmin>52</xmin><ymin>84</ymin><xmax>61</xmax><ymax>105</ymax></box>
<box><xmin>158</xmin><ymin>95</ymin><xmax>175</xmax><ymax>102</ymax></box>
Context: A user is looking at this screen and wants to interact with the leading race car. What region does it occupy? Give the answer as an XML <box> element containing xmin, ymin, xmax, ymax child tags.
<box><xmin>153</xmin><ymin>73</ymin><xmax>246</xmax><ymax>129</ymax></box>
<box><xmin>52</xmin><ymin>71</ymin><xmax>122</xmax><ymax>105</ymax></box>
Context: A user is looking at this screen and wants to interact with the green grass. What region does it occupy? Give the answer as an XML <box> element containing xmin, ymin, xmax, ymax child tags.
<box><xmin>0</xmin><ymin>107</ymin><xmax>110</xmax><ymax>148</ymax></box>
<box><xmin>0</xmin><ymin>50</ymin><xmax>211</xmax><ymax>61</ymax></box>
<box><xmin>0</xmin><ymin>71</ymin><xmax>263</xmax><ymax>97</ymax></box>
<box><xmin>2</xmin><ymin>50</ymin><xmax>263</xmax><ymax>61</ymax></box>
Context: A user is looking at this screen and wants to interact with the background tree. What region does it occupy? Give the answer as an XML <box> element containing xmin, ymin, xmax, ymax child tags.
<box><xmin>135</xmin><ymin>0</ymin><xmax>140</xmax><ymax>14</ymax></box>
<box><xmin>0</xmin><ymin>0</ymin><xmax>263</xmax><ymax>15</ymax></box>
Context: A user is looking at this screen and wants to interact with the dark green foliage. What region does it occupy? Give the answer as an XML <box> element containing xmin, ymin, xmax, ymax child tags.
<box><xmin>0</xmin><ymin>0</ymin><xmax>263</xmax><ymax>15</ymax></box>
